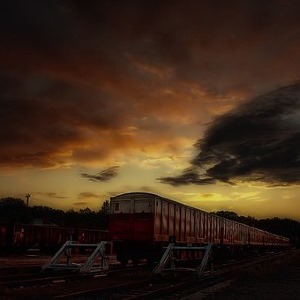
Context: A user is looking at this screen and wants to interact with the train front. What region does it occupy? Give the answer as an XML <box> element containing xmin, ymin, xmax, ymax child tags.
<box><xmin>108</xmin><ymin>192</ymin><xmax>155</xmax><ymax>265</ymax></box>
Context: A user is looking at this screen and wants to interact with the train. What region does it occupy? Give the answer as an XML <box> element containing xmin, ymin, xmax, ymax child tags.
<box><xmin>0</xmin><ymin>222</ymin><xmax>108</xmax><ymax>254</ymax></box>
<box><xmin>0</xmin><ymin>192</ymin><xmax>291</xmax><ymax>262</ymax></box>
<box><xmin>108</xmin><ymin>192</ymin><xmax>290</xmax><ymax>265</ymax></box>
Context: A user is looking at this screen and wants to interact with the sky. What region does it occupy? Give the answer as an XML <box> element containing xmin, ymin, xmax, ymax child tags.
<box><xmin>1</xmin><ymin>0</ymin><xmax>300</xmax><ymax>220</ymax></box>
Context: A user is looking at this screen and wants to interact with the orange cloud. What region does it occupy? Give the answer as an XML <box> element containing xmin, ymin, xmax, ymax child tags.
<box><xmin>1</xmin><ymin>0</ymin><xmax>300</xmax><ymax>173</ymax></box>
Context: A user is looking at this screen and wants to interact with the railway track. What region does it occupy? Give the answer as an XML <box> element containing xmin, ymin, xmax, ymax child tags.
<box><xmin>52</xmin><ymin>251</ymin><xmax>292</xmax><ymax>299</ymax></box>
<box><xmin>0</xmin><ymin>273</ymin><xmax>82</xmax><ymax>290</ymax></box>
<box><xmin>1</xmin><ymin>250</ymin><xmax>291</xmax><ymax>299</ymax></box>
<box><xmin>0</xmin><ymin>263</ymin><xmax>149</xmax><ymax>292</ymax></box>
<box><xmin>53</xmin><ymin>272</ymin><xmax>223</xmax><ymax>300</ymax></box>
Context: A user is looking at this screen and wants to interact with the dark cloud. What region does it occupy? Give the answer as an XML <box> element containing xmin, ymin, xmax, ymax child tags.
<box><xmin>159</xmin><ymin>167</ymin><xmax>216</xmax><ymax>186</ymax></box>
<box><xmin>160</xmin><ymin>83</ymin><xmax>300</xmax><ymax>186</ymax></box>
<box><xmin>2</xmin><ymin>0</ymin><xmax>300</xmax><ymax>170</ymax></box>
<box><xmin>2</xmin><ymin>0</ymin><xmax>300</xmax><ymax>94</ymax></box>
<box><xmin>81</xmin><ymin>166</ymin><xmax>120</xmax><ymax>182</ymax></box>
<box><xmin>0</xmin><ymin>71</ymin><xmax>134</xmax><ymax>168</ymax></box>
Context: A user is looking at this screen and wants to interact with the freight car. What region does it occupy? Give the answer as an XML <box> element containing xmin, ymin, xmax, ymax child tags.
<box><xmin>109</xmin><ymin>192</ymin><xmax>290</xmax><ymax>265</ymax></box>
<box><xmin>0</xmin><ymin>222</ymin><xmax>108</xmax><ymax>254</ymax></box>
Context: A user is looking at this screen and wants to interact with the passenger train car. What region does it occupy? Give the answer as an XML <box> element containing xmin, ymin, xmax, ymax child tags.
<box><xmin>109</xmin><ymin>192</ymin><xmax>290</xmax><ymax>264</ymax></box>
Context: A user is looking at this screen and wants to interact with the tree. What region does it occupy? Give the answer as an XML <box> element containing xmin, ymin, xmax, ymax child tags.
<box><xmin>80</xmin><ymin>207</ymin><xmax>92</xmax><ymax>214</ymax></box>
<box><xmin>100</xmin><ymin>200</ymin><xmax>110</xmax><ymax>214</ymax></box>
<box><xmin>0</xmin><ymin>197</ymin><xmax>30</xmax><ymax>223</ymax></box>
<box><xmin>0</xmin><ymin>197</ymin><xmax>26</xmax><ymax>208</ymax></box>
<box><xmin>214</xmin><ymin>211</ymin><xmax>239</xmax><ymax>221</ymax></box>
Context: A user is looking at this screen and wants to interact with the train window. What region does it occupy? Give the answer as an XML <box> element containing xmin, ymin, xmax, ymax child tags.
<box><xmin>114</xmin><ymin>203</ymin><xmax>120</xmax><ymax>211</ymax></box>
<box><xmin>135</xmin><ymin>199</ymin><xmax>152</xmax><ymax>213</ymax></box>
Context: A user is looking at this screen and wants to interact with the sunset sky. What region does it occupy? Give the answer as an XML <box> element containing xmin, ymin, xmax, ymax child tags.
<box><xmin>1</xmin><ymin>0</ymin><xmax>300</xmax><ymax>220</ymax></box>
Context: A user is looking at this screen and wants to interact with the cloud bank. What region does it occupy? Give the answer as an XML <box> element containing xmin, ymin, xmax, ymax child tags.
<box><xmin>1</xmin><ymin>1</ymin><xmax>300</xmax><ymax>171</ymax></box>
<box><xmin>160</xmin><ymin>83</ymin><xmax>300</xmax><ymax>186</ymax></box>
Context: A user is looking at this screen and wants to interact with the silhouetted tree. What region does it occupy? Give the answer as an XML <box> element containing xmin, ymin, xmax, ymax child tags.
<box><xmin>214</xmin><ymin>211</ymin><xmax>239</xmax><ymax>221</ymax></box>
<box><xmin>0</xmin><ymin>197</ymin><xmax>31</xmax><ymax>223</ymax></box>
<box><xmin>100</xmin><ymin>200</ymin><xmax>110</xmax><ymax>214</ymax></box>
<box><xmin>80</xmin><ymin>207</ymin><xmax>92</xmax><ymax>214</ymax></box>
<box><xmin>0</xmin><ymin>197</ymin><xmax>26</xmax><ymax>208</ymax></box>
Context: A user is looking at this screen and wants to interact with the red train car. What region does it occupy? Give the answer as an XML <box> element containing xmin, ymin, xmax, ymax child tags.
<box><xmin>12</xmin><ymin>223</ymin><xmax>74</xmax><ymax>252</ymax></box>
<box><xmin>0</xmin><ymin>223</ymin><xmax>108</xmax><ymax>254</ymax></box>
<box><xmin>77</xmin><ymin>228</ymin><xmax>108</xmax><ymax>244</ymax></box>
<box><xmin>109</xmin><ymin>192</ymin><xmax>290</xmax><ymax>264</ymax></box>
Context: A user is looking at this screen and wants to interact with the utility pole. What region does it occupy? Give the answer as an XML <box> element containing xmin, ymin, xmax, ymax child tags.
<box><xmin>26</xmin><ymin>194</ymin><xmax>31</xmax><ymax>207</ymax></box>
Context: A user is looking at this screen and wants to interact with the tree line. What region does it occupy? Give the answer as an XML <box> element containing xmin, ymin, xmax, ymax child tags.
<box><xmin>0</xmin><ymin>197</ymin><xmax>109</xmax><ymax>229</ymax></box>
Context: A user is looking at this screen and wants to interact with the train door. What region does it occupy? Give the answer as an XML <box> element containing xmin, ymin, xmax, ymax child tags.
<box><xmin>249</xmin><ymin>228</ymin><xmax>253</xmax><ymax>245</ymax></box>
<box><xmin>186</xmin><ymin>208</ymin><xmax>191</xmax><ymax>242</ymax></box>
<box><xmin>154</xmin><ymin>198</ymin><xmax>162</xmax><ymax>237</ymax></box>
<box><xmin>220</xmin><ymin>218</ymin><xmax>225</xmax><ymax>245</ymax></box>
<box><xmin>234</xmin><ymin>223</ymin><xmax>238</xmax><ymax>244</ymax></box>
<box><xmin>109</xmin><ymin>197</ymin><xmax>132</xmax><ymax>240</ymax></box>
<box><xmin>202</xmin><ymin>213</ymin><xmax>208</xmax><ymax>243</ymax></box>
<box><xmin>243</xmin><ymin>225</ymin><xmax>248</xmax><ymax>244</ymax></box>
<box><xmin>168</xmin><ymin>202</ymin><xmax>175</xmax><ymax>238</ymax></box>
<box><xmin>230</xmin><ymin>220</ymin><xmax>234</xmax><ymax>244</ymax></box>
<box><xmin>211</xmin><ymin>215</ymin><xmax>215</xmax><ymax>242</ymax></box>
<box><xmin>190</xmin><ymin>210</ymin><xmax>195</xmax><ymax>243</ymax></box>
<box><xmin>215</xmin><ymin>217</ymin><xmax>220</xmax><ymax>243</ymax></box>
<box><xmin>133</xmin><ymin>197</ymin><xmax>155</xmax><ymax>241</ymax></box>
<box><xmin>202</xmin><ymin>212</ymin><xmax>206</xmax><ymax>242</ymax></box>
<box><xmin>175</xmin><ymin>205</ymin><xmax>180</xmax><ymax>242</ymax></box>
<box><xmin>224</xmin><ymin>219</ymin><xmax>228</xmax><ymax>244</ymax></box>
<box><xmin>195</xmin><ymin>211</ymin><xmax>200</xmax><ymax>243</ymax></box>
<box><xmin>247</xmin><ymin>227</ymin><xmax>250</xmax><ymax>245</ymax></box>
<box><xmin>207</xmin><ymin>214</ymin><xmax>211</xmax><ymax>243</ymax></box>
<box><xmin>240</xmin><ymin>225</ymin><xmax>244</xmax><ymax>244</ymax></box>
<box><xmin>240</xmin><ymin>224</ymin><xmax>243</xmax><ymax>243</ymax></box>
<box><xmin>232</xmin><ymin>222</ymin><xmax>236</xmax><ymax>244</ymax></box>
<box><xmin>241</xmin><ymin>224</ymin><xmax>244</xmax><ymax>243</ymax></box>
<box><xmin>180</xmin><ymin>206</ymin><xmax>186</xmax><ymax>243</ymax></box>
<box><xmin>162</xmin><ymin>200</ymin><xmax>169</xmax><ymax>240</ymax></box>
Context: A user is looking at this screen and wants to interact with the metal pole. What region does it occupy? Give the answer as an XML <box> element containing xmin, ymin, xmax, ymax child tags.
<box><xmin>26</xmin><ymin>194</ymin><xmax>31</xmax><ymax>207</ymax></box>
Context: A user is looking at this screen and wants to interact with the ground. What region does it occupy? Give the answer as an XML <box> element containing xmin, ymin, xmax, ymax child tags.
<box><xmin>185</xmin><ymin>250</ymin><xmax>300</xmax><ymax>300</ymax></box>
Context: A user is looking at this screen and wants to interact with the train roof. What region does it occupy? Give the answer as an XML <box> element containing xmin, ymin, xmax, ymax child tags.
<box><xmin>111</xmin><ymin>192</ymin><xmax>242</xmax><ymax>222</ymax></box>
<box><xmin>111</xmin><ymin>191</ymin><xmax>208</xmax><ymax>211</ymax></box>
